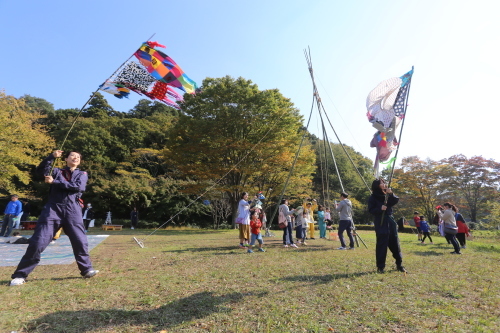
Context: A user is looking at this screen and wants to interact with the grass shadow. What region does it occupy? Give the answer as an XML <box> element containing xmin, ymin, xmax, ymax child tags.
<box><xmin>278</xmin><ymin>271</ymin><xmax>373</xmax><ymax>285</ymax></box>
<box><xmin>26</xmin><ymin>291</ymin><xmax>258</xmax><ymax>332</ymax></box>
<box><xmin>413</xmin><ymin>251</ymin><xmax>445</xmax><ymax>256</ymax></box>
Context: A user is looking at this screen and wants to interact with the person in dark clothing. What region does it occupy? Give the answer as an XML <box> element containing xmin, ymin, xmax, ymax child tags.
<box><xmin>130</xmin><ymin>207</ymin><xmax>139</xmax><ymax>230</ymax></box>
<box><xmin>10</xmin><ymin>150</ymin><xmax>99</xmax><ymax>286</ymax></box>
<box><xmin>82</xmin><ymin>203</ymin><xmax>95</xmax><ymax>232</ymax></box>
<box><xmin>21</xmin><ymin>199</ymin><xmax>31</xmax><ymax>222</ymax></box>
<box><xmin>367</xmin><ymin>179</ymin><xmax>406</xmax><ymax>274</ymax></box>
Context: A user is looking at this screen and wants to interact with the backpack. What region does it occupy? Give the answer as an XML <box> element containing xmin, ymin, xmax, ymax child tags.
<box><xmin>278</xmin><ymin>207</ymin><xmax>288</xmax><ymax>229</ymax></box>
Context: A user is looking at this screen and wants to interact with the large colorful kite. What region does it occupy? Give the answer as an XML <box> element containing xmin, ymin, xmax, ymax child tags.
<box><xmin>99</xmin><ymin>41</ymin><xmax>197</xmax><ymax>109</ymax></box>
<box><xmin>366</xmin><ymin>68</ymin><xmax>413</xmax><ymax>175</ymax></box>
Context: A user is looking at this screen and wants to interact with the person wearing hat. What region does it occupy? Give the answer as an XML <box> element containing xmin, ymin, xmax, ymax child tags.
<box><xmin>1</xmin><ymin>194</ymin><xmax>23</xmax><ymax>237</ymax></box>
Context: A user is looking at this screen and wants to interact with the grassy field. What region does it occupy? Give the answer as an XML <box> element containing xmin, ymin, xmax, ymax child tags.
<box><xmin>1</xmin><ymin>227</ymin><xmax>499</xmax><ymax>333</ymax></box>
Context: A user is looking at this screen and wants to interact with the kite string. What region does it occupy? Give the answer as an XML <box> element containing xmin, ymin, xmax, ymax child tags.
<box><xmin>48</xmin><ymin>33</ymin><xmax>156</xmax><ymax>175</ymax></box>
<box><xmin>139</xmin><ymin>100</ymin><xmax>293</xmax><ymax>242</ymax></box>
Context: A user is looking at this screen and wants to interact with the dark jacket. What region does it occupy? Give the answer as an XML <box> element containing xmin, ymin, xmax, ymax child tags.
<box><xmin>36</xmin><ymin>154</ymin><xmax>88</xmax><ymax>223</ymax></box>
<box><xmin>368</xmin><ymin>190</ymin><xmax>399</xmax><ymax>233</ymax></box>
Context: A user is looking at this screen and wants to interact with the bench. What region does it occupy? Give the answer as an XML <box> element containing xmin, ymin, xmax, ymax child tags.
<box><xmin>101</xmin><ymin>224</ymin><xmax>123</xmax><ymax>231</ymax></box>
<box><xmin>21</xmin><ymin>221</ymin><xmax>37</xmax><ymax>230</ymax></box>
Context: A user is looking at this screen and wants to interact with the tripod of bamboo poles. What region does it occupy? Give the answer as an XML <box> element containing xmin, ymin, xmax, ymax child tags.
<box><xmin>304</xmin><ymin>47</ymin><xmax>371</xmax><ymax>248</ymax></box>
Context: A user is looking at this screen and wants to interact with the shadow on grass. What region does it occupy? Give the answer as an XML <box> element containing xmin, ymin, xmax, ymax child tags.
<box><xmin>413</xmin><ymin>251</ymin><xmax>444</xmax><ymax>256</ymax></box>
<box><xmin>163</xmin><ymin>245</ymin><xmax>242</xmax><ymax>254</ymax></box>
<box><xmin>278</xmin><ymin>271</ymin><xmax>373</xmax><ymax>285</ymax></box>
<box><xmin>26</xmin><ymin>291</ymin><xmax>264</xmax><ymax>332</ymax></box>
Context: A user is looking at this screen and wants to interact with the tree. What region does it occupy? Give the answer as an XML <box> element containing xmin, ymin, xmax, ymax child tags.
<box><xmin>442</xmin><ymin>155</ymin><xmax>500</xmax><ymax>221</ymax></box>
<box><xmin>82</xmin><ymin>93</ymin><xmax>122</xmax><ymax>118</ymax></box>
<box><xmin>164</xmin><ymin>76</ymin><xmax>316</xmax><ymax>223</ymax></box>
<box><xmin>0</xmin><ymin>92</ymin><xmax>54</xmax><ymax>195</ymax></box>
<box><xmin>128</xmin><ymin>99</ymin><xmax>179</xmax><ymax>118</ymax></box>
<box><xmin>391</xmin><ymin>156</ymin><xmax>455</xmax><ymax>222</ymax></box>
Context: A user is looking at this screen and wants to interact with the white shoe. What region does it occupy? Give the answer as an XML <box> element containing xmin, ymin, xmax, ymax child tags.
<box><xmin>10</xmin><ymin>278</ymin><xmax>25</xmax><ymax>286</ymax></box>
<box><xmin>50</xmin><ymin>240</ymin><xmax>55</xmax><ymax>244</ymax></box>
<box><xmin>131</xmin><ymin>227</ymin><xmax>134</xmax><ymax>230</ymax></box>
<box><xmin>284</xmin><ymin>244</ymin><xmax>289</xmax><ymax>248</ymax></box>
<box><xmin>337</xmin><ymin>247</ymin><xmax>346</xmax><ymax>250</ymax></box>
<box><xmin>290</xmin><ymin>244</ymin><xmax>298</xmax><ymax>248</ymax></box>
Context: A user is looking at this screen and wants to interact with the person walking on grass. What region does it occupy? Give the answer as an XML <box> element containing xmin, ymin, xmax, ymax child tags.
<box><xmin>453</xmin><ymin>208</ymin><xmax>470</xmax><ymax>249</ymax></box>
<box><xmin>317</xmin><ymin>205</ymin><xmax>326</xmax><ymax>239</ymax></box>
<box><xmin>10</xmin><ymin>150</ymin><xmax>99</xmax><ymax>286</ymax></box>
<box><xmin>437</xmin><ymin>203</ymin><xmax>461</xmax><ymax>254</ymax></box>
<box><xmin>294</xmin><ymin>207</ymin><xmax>307</xmax><ymax>245</ymax></box>
<box><xmin>237</xmin><ymin>192</ymin><xmax>252</xmax><ymax>248</ymax></box>
<box><xmin>279</xmin><ymin>199</ymin><xmax>297</xmax><ymax>248</ymax></box>
<box><xmin>336</xmin><ymin>192</ymin><xmax>355</xmax><ymax>250</ymax></box>
<box><xmin>419</xmin><ymin>216</ymin><xmax>433</xmax><ymax>244</ymax></box>
<box><xmin>248</xmin><ymin>212</ymin><xmax>265</xmax><ymax>253</ymax></box>
<box><xmin>368</xmin><ymin>179</ymin><xmax>406</xmax><ymax>274</ymax></box>
<box><xmin>130</xmin><ymin>207</ymin><xmax>139</xmax><ymax>230</ymax></box>
<box><xmin>413</xmin><ymin>211</ymin><xmax>422</xmax><ymax>241</ymax></box>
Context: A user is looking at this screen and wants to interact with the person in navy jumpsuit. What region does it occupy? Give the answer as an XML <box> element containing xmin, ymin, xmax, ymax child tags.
<box><xmin>367</xmin><ymin>179</ymin><xmax>406</xmax><ymax>274</ymax></box>
<box><xmin>10</xmin><ymin>150</ymin><xmax>98</xmax><ymax>286</ymax></box>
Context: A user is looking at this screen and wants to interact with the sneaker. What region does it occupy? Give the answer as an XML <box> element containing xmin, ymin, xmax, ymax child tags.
<box><xmin>50</xmin><ymin>240</ymin><xmax>55</xmax><ymax>244</ymax></box>
<box><xmin>377</xmin><ymin>268</ymin><xmax>385</xmax><ymax>274</ymax></box>
<box><xmin>348</xmin><ymin>247</ymin><xmax>355</xmax><ymax>250</ymax></box>
<box><xmin>302</xmin><ymin>242</ymin><xmax>308</xmax><ymax>246</ymax></box>
<box><xmin>239</xmin><ymin>244</ymin><xmax>245</xmax><ymax>248</ymax></box>
<box><xmin>311</xmin><ymin>238</ymin><xmax>315</xmax><ymax>240</ymax></box>
<box><xmin>10</xmin><ymin>277</ymin><xmax>25</xmax><ymax>286</ymax></box>
<box><xmin>290</xmin><ymin>244</ymin><xmax>298</xmax><ymax>248</ymax></box>
<box><xmin>337</xmin><ymin>247</ymin><xmax>346</xmax><ymax>250</ymax></box>
<box><xmin>131</xmin><ymin>227</ymin><xmax>134</xmax><ymax>230</ymax></box>
<box><xmin>247</xmin><ymin>249</ymin><xmax>254</xmax><ymax>253</ymax></box>
<box><xmin>284</xmin><ymin>244</ymin><xmax>289</xmax><ymax>248</ymax></box>
<box><xmin>397</xmin><ymin>266</ymin><xmax>407</xmax><ymax>273</ymax></box>
<box><xmin>258</xmin><ymin>248</ymin><xmax>265</xmax><ymax>252</ymax></box>
<box><xmin>83</xmin><ymin>270</ymin><xmax>99</xmax><ymax>278</ymax></box>
<box><xmin>451</xmin><ymin>251</ymin><xmax>462</xmax><ymax>255</ymax></box>
<box><xmin>461</xmin><ymin>246</ymin><xmax>466</xmax><ymax>249</ymax></box>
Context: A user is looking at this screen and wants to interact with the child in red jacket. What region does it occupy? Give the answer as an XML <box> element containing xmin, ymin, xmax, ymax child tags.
<box><xmin>455</xmin><ymin>212</ymin><xmax>470</xmax><ymax>249</ymax></box>
<box><xmin>248</xmin><ymin>212</ymin><xmax>265</xmax><ymax>253</ymax></box>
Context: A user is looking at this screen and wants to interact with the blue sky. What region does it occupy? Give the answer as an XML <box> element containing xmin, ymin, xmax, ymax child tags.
<box><xmin>1</xmin><ymin>0</ymin><xmax>498</xmax><ymax>165</ymax></box>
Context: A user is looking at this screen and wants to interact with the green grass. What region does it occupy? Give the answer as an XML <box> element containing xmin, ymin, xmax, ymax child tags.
<box><xmin>1</xmin><ymin>228</ymin><xmax>499</xmax><ymax>332</ymax></box>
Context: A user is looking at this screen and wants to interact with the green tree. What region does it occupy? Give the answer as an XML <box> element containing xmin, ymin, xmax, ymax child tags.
<box><xmin>164</xmin><ymin>76</ymin><xmax>316</xmax><ymax>222</ymax></box>
<box><xmin>128</xmin><ymin>99</ymin><xmax>179</xmax><ymax>118</ymax></box>
<box><xmin>391</xmin><ymin>156</ymin><xmax>455</xmax><ymax>222</ymax></box>
<box><xmin>442</xmin><ymin>155</ymin><xmax>500</xmax><ymax>221</ymax></box>
<box><xmin>0</xmin><ymin>92</ymin><xmax>54</xmax><ymax>195</ymax></box>
<box><xmin>83</xmin><ymin>93</ymin><xmax>122</xmax><ymax>118</ymax></box>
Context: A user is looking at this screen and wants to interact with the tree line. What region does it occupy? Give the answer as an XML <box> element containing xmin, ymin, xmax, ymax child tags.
<box><xmin>1</xmin><ymin>77</ymin><xmax>499</xmax><ymax>228</ymax></box>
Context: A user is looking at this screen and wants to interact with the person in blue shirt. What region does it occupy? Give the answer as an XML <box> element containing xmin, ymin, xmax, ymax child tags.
<box><xmin>9</xmin><ymin>150</ymin><xmax>99</xmax><ymax>286</ymax></box>
<box><xmin>1</xmin><ymin>194</ymin><xmax>23</xmax><ymax>237</ymax></box>
<box><xmin>419</xmin><ymin>216</ymin><xmax>433</xmax><ymax>244</ymax></box>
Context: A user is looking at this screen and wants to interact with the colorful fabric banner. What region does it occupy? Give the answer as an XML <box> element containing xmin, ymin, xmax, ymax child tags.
<box><xmin>115</xmin><ymin>61</ymin><xmax>156</xmax><ymax>93</ymax></box>
<box><xmin>134</xmin><ymin>43</ymin><xmax>197</xmax><ymax>94</ymax></box>
<box><xmin>99</xmin><ymin>81</ymin><xmax>130</xmax><ymax>99</ymax></box>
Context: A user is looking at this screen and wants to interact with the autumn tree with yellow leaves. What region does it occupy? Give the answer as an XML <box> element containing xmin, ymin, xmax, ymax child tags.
<box><xmin>0</xmin><ymin>91</ymin><xmax>54</xmax><ymax>196</ymax></box>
